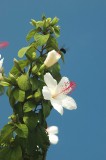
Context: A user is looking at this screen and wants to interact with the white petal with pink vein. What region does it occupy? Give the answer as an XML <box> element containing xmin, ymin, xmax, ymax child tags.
<box><xmin>42</xmin><ymin>72</ymin><xmax>77</xmax><ymax>115</ymax></box>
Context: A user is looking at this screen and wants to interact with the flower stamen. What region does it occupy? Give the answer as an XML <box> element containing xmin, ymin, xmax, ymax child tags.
<box><xmin>52</xmin><ymin>81</ymin><xmax>76</xmax><ymax>98</ymax></box>
<box><xmin>61</xmin><ymin>81</ymin><xmax>76</xmax><ymax>95</ymax></box>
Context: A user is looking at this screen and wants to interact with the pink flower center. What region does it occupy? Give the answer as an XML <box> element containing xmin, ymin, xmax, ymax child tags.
<box><xmin>61</xmin><ymin>81</ymin><xmax>76</xmax><ymax>95</ymax></box>
<box><xmin>52</xmin><ymin>81</ymin><xmax>76</xmax><ymax>98</ymax></box>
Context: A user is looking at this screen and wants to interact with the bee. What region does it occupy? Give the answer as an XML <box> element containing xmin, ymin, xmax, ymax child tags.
<box><xmin>60</xmin><ymin>47</ymin><xmax>66</xmax><ymax>54</ymax></box>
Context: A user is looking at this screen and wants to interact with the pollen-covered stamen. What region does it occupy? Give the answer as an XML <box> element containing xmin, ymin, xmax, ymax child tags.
<box><xmin>61</xmin><ymin>81</ymin><xmax>76</xmax><ymax>95</ymax></box>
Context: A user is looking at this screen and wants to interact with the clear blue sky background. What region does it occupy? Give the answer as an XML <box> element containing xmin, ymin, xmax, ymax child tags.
<box><xmin>0</xmin><ymin>0</ymin><xmax>106</xmax><ymax>160</ymax></box>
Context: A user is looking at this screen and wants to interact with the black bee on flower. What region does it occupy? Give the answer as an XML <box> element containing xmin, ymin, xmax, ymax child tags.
<box><xmin>60</xmin><ymin>47</ymin><xmax>66</xmax><ymax>54</ymax></box>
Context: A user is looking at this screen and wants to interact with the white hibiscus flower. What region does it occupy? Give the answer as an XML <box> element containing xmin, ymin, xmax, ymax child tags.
<box><xmin>46</xmin><ymin>126</ymin><xmax>59</xmax><ymax>144</ymax></box>
<box><xmin>42</xmin><ymin>73</ymin><xmax>77</xmax><ymax>115</ymax></box>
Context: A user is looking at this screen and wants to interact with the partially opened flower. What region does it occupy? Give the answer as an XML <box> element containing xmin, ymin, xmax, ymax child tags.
<box><xmin>46</xmin><ymin>126</ymin><xmax>59</xmax><ymax>144</ymax></box>
<box><xmin>44</xmin><ymin>50</ymin><xmax>61</xmax><ymax>67</ymax></box>
<box><xmin>42</xmin><ymin>73</ymin><xmax>77</xmax><ymax>115</ymax></box>
<box><xmin>0</xmin><ymin>41</ymin><xmax>9</xmax><ymax>49</ymax></box>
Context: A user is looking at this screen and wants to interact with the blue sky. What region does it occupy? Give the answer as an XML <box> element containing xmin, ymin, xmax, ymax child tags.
<box><xmin>0</xmin><ymin>0</ymin><xmax>106</xmax><ymax>160</ymax></box>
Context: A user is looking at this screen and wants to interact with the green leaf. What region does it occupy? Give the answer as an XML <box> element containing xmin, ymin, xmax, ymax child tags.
<box><xmin>53</xmin><ymin>26</ymin><xmax>60</xmax><ymax>37</ymax></box>
<box><xmin>42</xmin><ymin>14</ymin><xmax>46</xmax><ymax>20</ymax></box>
<box><xmin>9</xmin><ymin>73</ymin><xmax>17</xmax><ymax>85</ymax></box>
<box><xmin>10</xmin><ymin>59</ymin><xmax>30</xmax><ymax>76</ymax></box>
<box><xmin>23</xmin><ymin>112</ymin><xmax>38</xmax><ymax>129</ymax></box>
<box><xmin>36</xmin><ymin>21</ymin><xmax>44</xmax><ymax>28</ymax></box>
<box><xmin>31</xmin><ymin>65</ymin><xmax>38</xmax><ymax>74</ymax></box>
<box><xmin>6</xmin><ymin>86</ymin><xmax>12</xmax><ymax>97</ymax></box>
<box><xmin>23</xmin><ymin>100</ymin><xmax>36</xmax><ymax>112</ymax></box>
<box><xmin>46</xmin><ymin>36</ymin><xmax>59</xmax><ymax>51</ymax></box>
<box><xmin>51</xmin><ymin>17</ymin><xmax>59</xmax><ymax>26</ymax></box>
<box><xmin>13</xmin><ymin>88</ymin><xmax>25</xmax><ymax>102</ymax></box>
<box><xmin>0</xmin><ymin>147</ymin><xmax>10</xmax><ymax>160</ymax></box>
<box><xmin>9</xmin><ymin>145</ymin><xmax>22</xmax><ymax>160</ymax></box>
<box><xmin>15</xmin><ymin>136</ymin><xmax>27</xmax><ymax>154</ymax></box>
<box><xmin>6</xmin><ymin>87</ymin><xmax>16</xmax><ymax>107</ymax></box>
<box><xmin>44</xmin><ymin>18</ymin><xmax>51</xmax><ymax>28</ymax></box>
<box><xmin>14</xmin><ymin>102</ymin><xmax>23</xmax><ymax>116</ymax></box>
<box><xmin>0</xmin><ymin>145</ymin><xmax>22</xmax><ymax>160</ymax></box>
<box><xmin>9</xmin><ymin>93</ymin><xmax>16</xmax><ymax>107</ymax></box>
<box><xmin>38</xmin><ymin>80</ymin><xmax>45</xmax><ymax>90</ymax></box>
<box><xmin>26</xmin><ymin>29</ymin><xmax>36</xmax><ymax>41</ymax></box>
<box><xmin>34</xmin><ymin>89</ymin><xmax>42</xmax><ymax>102</ymax></box>
<box><xmin>3</xmin><ymin>77</ymin><xmax>12</xmax><ymax>84</ymax></box>
<box><xmin>14</xmin><ymin>58</ymin><xmax>23</xmax><ymax>73</ymax></box>
<box><xmin>25</xmin><ymin>47</ymin><xmax>36</xmax><ymax>61</ymax></box>
<box><xmin>0</xmin><ymin>81</ymin><xmax>11</xmax><ymax>87</ymax></box>
<box><xmin>18</xmin><ymin>59</ymin><xmax>30</xmax><ymax>68</ymax></box>
<box><xmin>34</xmin><ymin>33</ymin><xmax>50</xmax><ymax>46</ymax></box>
<box><xmin>30</xmin><ymin>77</ymin><xmax>38</xmax><ymax>91</ymax></box>
<box><xmin>26</xmin><ymin>129</ymin><xmax>38</xmax><ymax>155</ymax></box>
<box><xmin>35</xmin><ymin>126</ymin><xmax>50</xmax><ymax>148</ymax></box>
<box><xmin>15</xmin><ymin>124</ymin><xmax>28</xmax><ymax>138</ymax></box>
<box><xmin>46</xmin><ymin>18</ymin><xmax>52</xmax><ymax>23</ymax></box>
<box><xmin>30</xmin><ymin>19</ymin><xmax>37</xmax><ymax>27</ymax></box>
<box><xmin>42</xmin><ymin>101</ymin><xmax>51</xmax><ymax>118</ymax></box>
<box><xmin>26</xmin><ymin>125</ymin><xmax>50</xmax><ymax>156</ymax></box>
<box><xmin>18</xmin><ymin>46</ymin><xmax>30</xmax><ymax>58</ymax></box>
<box><xmin>0</xmin><ymin>124</ymin><xmax>14</xmax><ymax>144</ymax></box>
<box><xmin>17</xmin><ymin>74</ymin><xmax>31</xmax><ymax>91</ymax></box>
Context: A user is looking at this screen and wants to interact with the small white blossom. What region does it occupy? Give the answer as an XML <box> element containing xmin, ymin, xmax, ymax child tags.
<box><xmin>44</xmin><ymin>50</ymin><xmax>61</xmax><ymax>67</ymax></box>
<box><xmin>0</xmin><ymin>55</ymin><xmax>4</xmax><ymax>80</ymax></box>
<box><xmin>42</xmin><ymin>73</ymin><xmax>77</xmax><ymax>115</ymax></box>
<box><xmin>0</xmin><ymin>55</ymin><xmax>4</xmax><ymax>69</ymax></box>
<box><xmin>46</xmin><ymin>126</ymin><xmax>59</xmax><ymax>144</ymax></box>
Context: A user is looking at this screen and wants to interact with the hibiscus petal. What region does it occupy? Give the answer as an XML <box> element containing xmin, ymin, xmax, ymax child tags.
<box><xmin>62</xmin><ymin>95</ymin><xmax>77</xmax><ymax>110</ymax></box>
<box><xmin>0</xmin><ymin>58</ymin><xmax>4</xmax><ymax>69</ymax></box>
<box><xmin>57</xmin><ymin>77</ymin><xmax>72</xmax><ymax>94</ymax></box>
<box><xmin>48</xmin><ymin>134</ymin><xmax>59</xmax><ymax>144</ymax></box>
<box><xmin>44</xmin><ymin>72</ymin><xmax>57</xmax><ymax>91</ymax></box>
<box><xmin>46</xmin><ymin>126</ymin><xmax>58</xmax><ymax>135</ymax></box>
<box><xmin>42</xmin><ymin>86</ymin><xmax>51</xmax><ymax>100</ymax></box>
<box><xmin>51</xmin><ymin>98</ymin><xmax>63</xmax><ymax>115</ymax></box>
